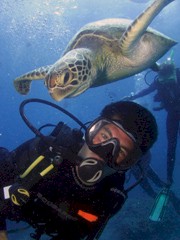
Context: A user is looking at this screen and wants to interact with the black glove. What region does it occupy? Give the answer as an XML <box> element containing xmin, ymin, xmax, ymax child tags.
<box><xmin>9</xmin><ymin>183</ymin><xmax>30</xmax><ymax>206</ymax></box>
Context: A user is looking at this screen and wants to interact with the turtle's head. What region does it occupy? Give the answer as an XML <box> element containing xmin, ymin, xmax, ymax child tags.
<box><xmin>45</xmin><ymin>49</ymin><xmax>93</xmax><ymax>101</ymax></box>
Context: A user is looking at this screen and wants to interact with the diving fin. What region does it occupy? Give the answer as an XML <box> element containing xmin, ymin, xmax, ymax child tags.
<box><xmin>149</xmin><ymin>187</ymin><xmax>170</xmax><ymax>222</ymax></box>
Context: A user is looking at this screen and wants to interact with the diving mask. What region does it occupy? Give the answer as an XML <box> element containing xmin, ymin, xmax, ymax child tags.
<box><xmin>85</xmin><ymin>118</ymin><xmax>138</xmax><ymax>170</ymax></box>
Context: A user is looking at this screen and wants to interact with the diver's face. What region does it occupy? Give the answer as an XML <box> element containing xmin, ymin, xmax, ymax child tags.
<box><xmin>79</xmin><ymin>123</ymin><xmax>135</xmax><ymax>166</ymax></box>
<box><xmin>92</xmin><ymin>123</ymin><xmax>135</xmax><ymax>165</ymax></box>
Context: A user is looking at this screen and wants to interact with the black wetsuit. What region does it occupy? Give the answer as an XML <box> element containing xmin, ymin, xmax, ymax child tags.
<box><xmin>130</xmin><ymin>68</ymin><xmax>180</xmax><ymax>185</ymax></box>
<box><xmin>0</xmin><ymin>123</ymin><xmax>126</xmax><ymax>240</ymax></box>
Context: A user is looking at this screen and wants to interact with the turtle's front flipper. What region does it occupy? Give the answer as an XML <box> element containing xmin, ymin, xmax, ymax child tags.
<box><xmin>14</xmin><ymin>65</ymin><xmax>52</xmax><ymax>95</ymax></box>
<box><xmin>120</xmin><ymin>0</ymin><xmax>174</xmax><ymax>55</ymax></box>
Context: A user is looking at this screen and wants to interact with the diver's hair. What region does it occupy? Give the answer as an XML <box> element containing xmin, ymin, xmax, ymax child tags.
<box><xmin>100</xmin><ymin>101</ymin><xmax>158</xmax><ymax>155</ymax></box>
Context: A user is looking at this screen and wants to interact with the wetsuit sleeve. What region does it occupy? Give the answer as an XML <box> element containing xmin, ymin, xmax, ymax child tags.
<box><xmin>0</xmin><ymin>202</ymin><xmax>7</xmax><ymax>232</ymax></box>
<box><xmin>8</xmin><ymin>124</ymin><xmax>83</xmax><ymax>199</ymax></box>
<box><xmin>0</xmin><ymin>219</ymin><xmax>6</xmax><ymax>232</ymax></box>
<box><xmin>0</xmin><ymin>149</ymin><xmax>14</xmax><ymax>233</ymax></box>
<box><xmin>3</xmin><ymin>123</ymin><xmax>82</xmax><ymax>176</ymax></box>
<box><xmin>12</xmin><ymin>123</ymin><xmax>83</xmax><ymax>172</ymax></box>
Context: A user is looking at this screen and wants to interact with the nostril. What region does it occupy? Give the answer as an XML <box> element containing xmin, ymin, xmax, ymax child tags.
<box><xmin>71</xmin><ymin>80</ymin><xmax>78</xmax><ymax>85</ymax></box>
<box><xmin>46</xmin><ymin>74</ymin><xmax>56</xmax><ymax>88</ymax></box>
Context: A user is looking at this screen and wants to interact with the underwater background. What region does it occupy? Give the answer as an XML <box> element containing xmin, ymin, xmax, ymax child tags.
<box><xmin>0</xmin><ymin>0</ymin><xmax>180</xmax><ymax>239</ymax></box>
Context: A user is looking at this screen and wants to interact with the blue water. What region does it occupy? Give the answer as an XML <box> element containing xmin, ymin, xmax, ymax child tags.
<box><xmin>0</xmin><ymin>0</ymin><xmax>180</xmax><ymax>239</ymax></box>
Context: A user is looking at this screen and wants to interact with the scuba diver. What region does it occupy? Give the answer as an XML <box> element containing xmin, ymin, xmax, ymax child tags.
<box><xmin>124</xmin><ymin>54</ymin><xmax>180</xmax><ymax>187</ymax></box>
<box><xmin>0</xmin><ymin>100</ymin><xmax>158</xmax><ymax>240</ymax></box>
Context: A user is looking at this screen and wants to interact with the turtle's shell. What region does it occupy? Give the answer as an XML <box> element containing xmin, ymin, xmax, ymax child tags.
<box><xmin>63</xmin><ymin>18</ymin><xmax>132</xmax><ymax>55</ymax></box>
<box><xmin>63</xmin><ymin>18</ymin><xmax>175</xmax><ymax>86</ymax></box>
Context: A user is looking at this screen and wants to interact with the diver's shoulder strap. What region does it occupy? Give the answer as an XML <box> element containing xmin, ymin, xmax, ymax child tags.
<box><xmin>50</xmin><ymin>122</ymin><xmax>84</xmax><ymax>149</ymax></box>
<box><xmin>49</xmin><ymin>121</ymin><xmax>65</xmax><ymax>137</ymax></box>
<box><xmin>38</xmin><ymin>121</ymin><xmax>84</xmax><ymax>156</ymax></box>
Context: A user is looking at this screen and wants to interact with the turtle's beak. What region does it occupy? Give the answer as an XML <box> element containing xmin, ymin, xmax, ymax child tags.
<box><xmin>49</xmin><ymin>86</ymin><xmax>75</xmax><ymax>101</ymax></box>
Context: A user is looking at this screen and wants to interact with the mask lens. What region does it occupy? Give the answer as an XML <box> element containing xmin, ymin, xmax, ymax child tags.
<box><xmin>86</xmin><ymin>119</ymin><xmax>118</xmax><ymax>144</ymax></box>
<box><xmin>86</xmin><ymin>118</ymin><xmax>136</xmax><ymax>146</ymax></box>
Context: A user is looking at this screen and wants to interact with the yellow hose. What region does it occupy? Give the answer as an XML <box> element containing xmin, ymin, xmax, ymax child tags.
<box><xmin>20</xmin><ymin>155</ymin><xmax>45</xmax><ymax>178</ymax></box>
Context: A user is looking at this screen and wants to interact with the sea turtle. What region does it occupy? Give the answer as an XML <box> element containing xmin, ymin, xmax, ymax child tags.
<box><xmin>14</xmin><ymin>0</ymin><xmax>177</xmax><ymax>101</ymax></box>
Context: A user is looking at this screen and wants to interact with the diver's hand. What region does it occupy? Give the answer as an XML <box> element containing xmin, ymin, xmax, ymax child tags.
<box><xmin>121</xmin><ymin>96</ymin><xmax>131</xmax><ymax>101</ymax></box>
<box><xmin>153</xmin><ymin>102</ymin><xmax>164</xmax><ymax>111</ymax></box>
<box><xmin>0</xmin><ymin>231</ymin><xmax>8</xmax><ymax>240</ymax></box>
<box><xmin>153</xmin><ymin>106</ymin><xmax>164</xmax><ymax>111</ymax></box>
<box><xmin>9</xmin><ymin>183</ymin><xmax>30</xmax><ymax>206</ymax></box>
<box><xmin>121</xmin><ymin>92</ymin><xmax>135</xmax><ymax>101</ymax></box>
